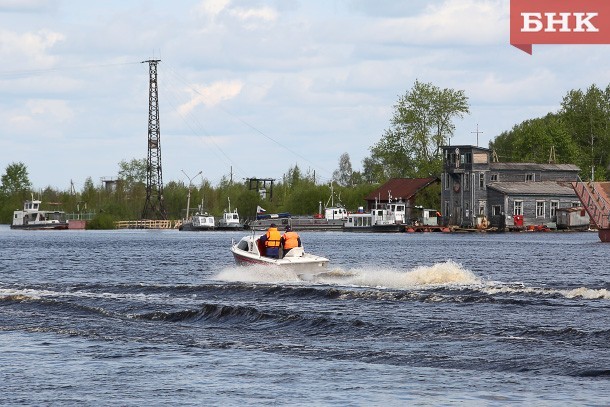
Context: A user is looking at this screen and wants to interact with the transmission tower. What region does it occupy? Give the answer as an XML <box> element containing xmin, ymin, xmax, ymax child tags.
<box><xmin>141</xmin><ymin>59</ymin><xmax>167</xmax><ymax>220</ymax></box>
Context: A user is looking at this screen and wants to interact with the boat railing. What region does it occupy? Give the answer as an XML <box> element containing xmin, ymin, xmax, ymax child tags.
<box><xmin>115</xmin><ymin>220</ymin><xmax>176</xmax><ymax>229</ymax></box>
<box><xmin>66</xmin><ymin>212</ymin><xmax>96</xmax><ymax>221</ymax></box>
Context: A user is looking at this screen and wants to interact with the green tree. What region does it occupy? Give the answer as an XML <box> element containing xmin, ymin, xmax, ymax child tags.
<box><xmin>0</xmin><ymin>162</ymin><xmax>32</xmax><ymax>196</ymax></box>
<box><xmin>367</xmin><ymin>80</ymin><xmax>470</xmax><ymax>181</ymax></box>
<box><xmin>118</xmin><ymin>158</ymin><xmax>147</xmax><ymax>188</ymax></box>
<box><xmin>490</xmin><ymin>113</ymin><xmax>578</xmax><ymax>165</ymax></box>
<box><xmin>332</xmin><ymin>153</ymin><xmax>354</xmax><ymax>186</ymax></box>
<box><xmin>560</xmin><ymin>84</ymin><xmax>610</xmax><ymax>179</ymax></box>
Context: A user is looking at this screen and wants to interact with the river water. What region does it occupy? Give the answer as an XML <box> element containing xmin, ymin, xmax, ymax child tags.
<box><xmin>1</xmin><ymin>225</ymin><xmax>610</xmax><ymax>405</ymax></box>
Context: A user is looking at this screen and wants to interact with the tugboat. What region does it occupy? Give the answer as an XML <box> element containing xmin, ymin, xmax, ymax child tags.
<box><xmin>11</xmin><ymin>199</ymin><xmax>69</xmax><ymax>230</ymax></box>
<box><xmin>216</xmin><ymin>198</ymin><xmax>244</xmax><ymax>230</ymax></box>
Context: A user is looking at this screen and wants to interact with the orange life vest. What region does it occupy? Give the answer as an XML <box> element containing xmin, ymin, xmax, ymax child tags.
<box><xmin>282</xmin><ymin>231</ymin><xmax>300</xmax><ymax>249</ymax></box>
<box><xmin>265</xmin><ymin>227</ymin><xmax>281</xmax><ymax>248</ymax></box>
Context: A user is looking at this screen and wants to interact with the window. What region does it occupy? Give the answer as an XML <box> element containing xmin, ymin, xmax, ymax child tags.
<box><xmin>444</xmin><ymin>174</ymin><xmax>449</xmax><ymax>190</ymax></box>
<box><xmin>464</xmin><ymin>173</ymin><xmax>470</xmax><ymax>191</ymax></box>
<box><xmin>572</xmin><ymin>201</ymin><xmax>580</xmax><ymax>207</ymax></box>
<box><xmin>536</xmin><ymin>201</ymin><xmax>545</xmax><ymax>218</ymax></box>
<box><xmin>444</xmin><ymin>201</ymin><xmax>450</xmax><ymax>218</ymax></box>
<box><xmin>492</xmin><ymin>205</ymin><xmax>502</xmax><ymax>216</ymax></box>
<box><xmin>478</xmin><ymin>201</ymin><xmax>486</xmax><ymax>215</ymax></box>
<box><xmin>525</xmin><ymin>173</ymin><xmax>534</xmax><ymax>182</ymax></box>
<box><xmin>490</xmin><ymin>173</ymin><xmax>498</xmax><ymax>182</ymax></box>
<box><xmin>479</xmin><ymin>173</ymin><xmax>485</xmax><ymax>189</ymax></box>
<box><xmin>514</xmin><ymin>200</ymin><xmax>523</xmax><ymax>215</ymax></box>
<box><xmin>550</xmin><ymin>201</ymin><xmax>559</xmax><ymax>218</ymax></box>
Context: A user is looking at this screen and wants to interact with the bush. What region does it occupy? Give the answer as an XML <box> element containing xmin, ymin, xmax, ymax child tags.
<box><xmin>86</xmin><ymin>213</ymin><xmax>116</xmax><ymax>230</ymax></box>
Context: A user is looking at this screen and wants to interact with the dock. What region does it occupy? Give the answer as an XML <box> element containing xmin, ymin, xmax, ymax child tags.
<box><xmin>114</xmin><ymin>219</ymin><xmax>176</xmax><ymax>229</ymax></box>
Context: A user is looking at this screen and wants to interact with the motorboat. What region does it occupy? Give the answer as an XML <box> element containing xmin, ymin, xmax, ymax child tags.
<box><xmin>230</xmin><ymin>234</ymin><xmax>329</xmax><ymax>271</ymax></box>
<box><xmin>11</xmin><ymin>199</ymin><xmax>69</xmax><ymax>230</ymax></box>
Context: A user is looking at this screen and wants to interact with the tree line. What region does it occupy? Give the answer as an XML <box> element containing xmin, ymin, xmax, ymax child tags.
<box><xmin>490</xmin><ymin>84</ymin><xmax>610</xmax><ymax>180</ymax></box>
<box><xmin>2</xmin><ymin>80</ymin><xmax>608</xmax><ymax>227</ymax></box>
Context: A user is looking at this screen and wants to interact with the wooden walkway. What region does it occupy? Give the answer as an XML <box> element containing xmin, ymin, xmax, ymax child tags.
<box><xmin>114</xmin><ymin>219</ymin><xmax>177</xmax><ymax>229</ymax></box>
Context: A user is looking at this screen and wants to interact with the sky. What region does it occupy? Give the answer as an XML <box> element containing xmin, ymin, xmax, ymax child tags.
<box><xmin>1</xmin><ymin>0</ymin><xmax>610</xmax><ymax>191</ymax></box>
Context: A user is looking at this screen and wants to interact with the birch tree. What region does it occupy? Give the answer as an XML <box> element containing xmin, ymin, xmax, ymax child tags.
<box><xmin>367</xmin><ymin>80</ymin><xmax>469</xmax><ymax>180</ymax></box>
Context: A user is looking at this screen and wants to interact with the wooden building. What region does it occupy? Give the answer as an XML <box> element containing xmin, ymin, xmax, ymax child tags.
<box><xmin>363</xmin><ymin>177</ymin><xmax>438</xmax><ymax>223</ymax></box>
<box><xmin>440</xmin><ymin>145</ymin><xmax>584</xmax><ymax>228</ymax></box>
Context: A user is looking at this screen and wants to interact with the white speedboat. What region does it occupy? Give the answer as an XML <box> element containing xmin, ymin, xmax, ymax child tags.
<box><xmin>230</xmin><ymin>234</ymin><xmax>329</xmax><ymax>271</ymax></box>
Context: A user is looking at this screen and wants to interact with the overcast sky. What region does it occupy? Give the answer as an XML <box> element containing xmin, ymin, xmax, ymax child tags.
<box><xmin>1</xmin><ymin>0</ymin><xmax>609</xmax><ymax>190</ymax></box>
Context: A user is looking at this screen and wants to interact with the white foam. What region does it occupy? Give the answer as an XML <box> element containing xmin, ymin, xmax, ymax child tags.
<box><xmin>215</xmin><ymin>260</ymin><xmax>480</xmax><ymax>289</ymax></box>
<box><xmin>315</xmin><ymin>260</ymin><xmax>480</xmax><ymax>289</ymax></box>
<box><xmin>482</xmin><ymin>284</ymin><xmax>610</xmax><ymax>301</ymax></box>
<box><xmin>563</xmin><ymin>287</ymin><xmax>610</xmax><ymax>300</ymax></box>
<box><xmin>215</xmin><ymin>265</ymin><xmax>303</xmax><ymax>284</ymax></box>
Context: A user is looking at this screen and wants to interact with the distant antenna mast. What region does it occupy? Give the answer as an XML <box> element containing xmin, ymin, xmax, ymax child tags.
<box><xmin>141</xmin><ymin>59</ymin><xmax>167</xmax><ymax>220</ymax></box>
<box><xmin>471</xmin><ymin>124</ymin><xmax>483</xmax><ymax>147</ymax></box>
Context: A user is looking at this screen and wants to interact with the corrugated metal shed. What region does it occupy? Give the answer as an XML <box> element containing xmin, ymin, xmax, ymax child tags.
<box><xmin>489</xmin><ymin>163</ymin><xmax>580</xmax><ymax>172</ymax></box>
<box><xmin>365</xmin><ymin>177</ymin><xmax>438</xmax><ymax>201</ymax></box>
<box><xmin>487</xmin><ymin>181</ymin><xmax>576</xmax><ymax>196</ymax></box>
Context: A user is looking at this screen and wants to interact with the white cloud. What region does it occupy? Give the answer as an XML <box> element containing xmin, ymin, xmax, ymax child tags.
<box><xmin>0</xmin><ymin>29</ymin><xmax>65</xmax><ymax>69</ymax></box>
<box><xmin>196</xmin><ymin>0</ymin><xmax>230</xmax><ymax>18</ymax></box>
<box><xmin>229</xmin><ymin>6</ymin><xmax>278</xmax><ymax>24</ymax></box>
<box><xmin>345</xmin><ymin>0</ymin><xmax>507</xmax><ymax>46</ymax></box>
<box><xmin>178</xmin><ymin>80</ymin><xmax>244</xmax><ymax>115</ymax></box>
<box><xmin>8</xmin><ymin>99</ymin><xmax>74</xmax><ymax>131</ymax></box>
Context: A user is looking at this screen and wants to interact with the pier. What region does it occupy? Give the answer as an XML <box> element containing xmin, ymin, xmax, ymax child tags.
<box><xmin>114</xmin><ymin>219</ymin><xmax>176</xmax><ymax>229</ymax></box>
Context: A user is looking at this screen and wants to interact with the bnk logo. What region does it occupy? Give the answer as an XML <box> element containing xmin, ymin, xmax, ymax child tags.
<box><xmin>510</xmin><ymin>0</ymin><xmax>610</xmax><ymax>54</ymax></box>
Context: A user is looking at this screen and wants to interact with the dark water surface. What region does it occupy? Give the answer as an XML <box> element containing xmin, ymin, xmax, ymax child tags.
<box><xmin>1</xmin><ymin>226</ymin><xmax>610</xmax><ymax>405</ymax></box>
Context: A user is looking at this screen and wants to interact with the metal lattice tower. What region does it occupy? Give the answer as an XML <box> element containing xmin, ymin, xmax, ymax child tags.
<box><xmin>141</xmin><ymin>59</ymin><xmax>167</xmax><ymax>220</ymax></box>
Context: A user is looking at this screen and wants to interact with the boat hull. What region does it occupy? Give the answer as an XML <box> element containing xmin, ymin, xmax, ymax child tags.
<box><xmin>230</xmin><ymin>235</ymin><xmax>330</xmax><ymax>272</ymax></box>
<box><xmin>11</xmin><ymin>223</ymin><xmax>69</xmax><ymax>230</ymax></box>
<box><xmin>342</xmin><ymin>224</ymin><xmax>403</xmax><ymax>233</ymax></box>
<box><xmin>246</xmin><ymin>217</ymin><xmax>344</xmax><ymax>231</ymax></box>
<box><xmin>180</xmin><ymin>225</ymin><xmax>215</xmax><ymax>231</ymax></box>
<box><xmin>216</xmin><ymin>223</ymin><xmax>244</xmax><ymax>231</ymax></box>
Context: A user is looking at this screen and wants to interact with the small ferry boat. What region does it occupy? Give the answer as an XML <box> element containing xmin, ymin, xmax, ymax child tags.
<box><xmin>11</xmin><ymin>199</ymin><xmax>69</xmax><ymax>230</ymax></box>
<box><xmin>179</xmin><ymin>213</ymin><xmax>216</xmax><ymax>231</ymax></box>
<box><xmin>216</xmin><ymin>198</ymin><xmax>244</xmax><ymax>230</ymax></box>
<box><xmin>231</xmin><ymin>234</ymin><xmax>329</xmax><ymax>271</ymax></box>
<box><xmin>343</xmin><ymin>206</ymin><xmax>402</xmax><ymax>232</ymax></box>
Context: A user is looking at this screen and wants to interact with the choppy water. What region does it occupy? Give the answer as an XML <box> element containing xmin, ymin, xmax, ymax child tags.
<box><xmin>1</xmin><ymin>225</ymin><xmax>610</xmax><ymax>405</ymax></box>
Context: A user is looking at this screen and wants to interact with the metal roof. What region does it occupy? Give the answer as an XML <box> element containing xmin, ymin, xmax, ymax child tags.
<box><xmin>489</xmin><ymin>162</ymin><xmax>580</xmax><ymax>172</ymax></box>
<box><xmin>365</xmin><ymin>177</ymin><xmax>439</xmax><ymax>201</ymax></box>
<box><xmin>487</xmin><ymin>181</ymin><xmax>576</xmax><ymax>196</ymax></box>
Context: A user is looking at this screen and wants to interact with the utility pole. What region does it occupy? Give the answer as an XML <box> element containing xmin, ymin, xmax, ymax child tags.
<box><xmin>471</xmin><ymin>124</ymin><xmax>483</xmax><ymax>147</ymax></box>
<box><xmin>182</xmin><ymin>170</ymin><xmax>202</xmax><ymax>220</ymax></box>
<box><xmin>141</xmin><ymin>59</ymin><xmax>167</xmax><ymax>220</ymax></box>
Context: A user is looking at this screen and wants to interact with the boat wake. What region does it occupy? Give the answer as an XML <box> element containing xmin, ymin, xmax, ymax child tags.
<box><xmin>215</xmin><ymin>260</ymin><xmax>480</xmax><ymax>289</ymax></box>
<box><xmin>214</xmin><ymin>260</ymin><xmax>610</xmax><ymax>301</ymax></box>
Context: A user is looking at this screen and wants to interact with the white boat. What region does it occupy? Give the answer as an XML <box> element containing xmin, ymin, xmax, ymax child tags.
<box><xmin>343</xmin><ymin>206</ymin><xmax>402</xmax><ymax>232</ymax></box>
<box><xmin>11</xmin><ymin>199</ymin><xmax>69</xmax><ymax>230</ymax></box>
<box><xmin>230</xmin><ymin>234</ymin><xmax>329</xmax><ymax>271</ymax></box>
<box><xmin>216</xmin><ymin>198</ymin><xmax>244</xmax><ymax>230</ymax></box>
<box><xmin>179</xmin><ymin>213</ymin><xmax>216</xmax><ymax>231</ymax></box>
